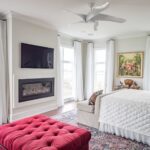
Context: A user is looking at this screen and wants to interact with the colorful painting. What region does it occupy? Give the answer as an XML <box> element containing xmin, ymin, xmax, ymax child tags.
<box><xmin>117</xmin><ymin>52</ymin><xmax>144</xmax><ymax>77</ymax></box>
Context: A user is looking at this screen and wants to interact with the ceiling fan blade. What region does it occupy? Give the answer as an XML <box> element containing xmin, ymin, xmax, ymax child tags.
<box><xmin>91</xmin><ymin>14</ymin><xmax>126</xmax><ymax>23</ymax></box>
<box><xmin>64</xmin><ymin>9</ymin><xmax>86</xmax><ymax>21</ymax></box>
<box><xmin>93</xmin><ymin>2</ymin><xmax>110</xmax><ymax>11</ymax></box>
<box><xmin>71</xmin><ymin>21</ymin><xmax>85</xmax><ymax>24</ymax></box>
<box><xmin>86</xmin><ymin>2</ymin><xmax>110</xmax><ymax>21</ymax></box>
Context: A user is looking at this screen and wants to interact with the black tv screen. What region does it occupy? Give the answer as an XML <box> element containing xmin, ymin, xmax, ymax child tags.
<box><xmin>21</xmin><ymin>43</ymin><xmax>54</xmax><ymax>68</ymax></box>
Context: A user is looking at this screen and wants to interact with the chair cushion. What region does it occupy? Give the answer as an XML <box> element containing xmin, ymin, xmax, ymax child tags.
<box><xmin>0</xmin><ymin>115</ymin><xmax>91</xmax><ymax>150</ymax></box>
<box><xmin>77</xmin><ymin>100</ymin><xmax>94</xmax><ymax>113</ymax></box>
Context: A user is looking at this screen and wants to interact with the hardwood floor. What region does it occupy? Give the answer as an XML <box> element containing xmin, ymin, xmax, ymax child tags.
<box><xmin>43</xmin><ymin>101</ymin><xmax>77</xmax><ymax>117</ymax></box>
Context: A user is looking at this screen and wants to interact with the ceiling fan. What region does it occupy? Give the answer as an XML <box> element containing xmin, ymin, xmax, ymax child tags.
<box><xmin>67</xmin><ymin>0</ymin><xmax>126</xmax><ymax>31</ymax></box>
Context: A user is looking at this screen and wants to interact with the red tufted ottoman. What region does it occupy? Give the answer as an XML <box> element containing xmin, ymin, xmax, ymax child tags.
<box><xmin>0</xmin><ymin>115</ymin><xmax>91</xmax><ymax>150</ymax></box>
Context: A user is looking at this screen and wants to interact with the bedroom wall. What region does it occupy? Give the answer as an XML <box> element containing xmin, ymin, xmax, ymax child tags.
<box><xmin>8</xmin><ymin>12</ymin><xmax>58</xmax><ymax>121</ymax></box>
<box><xmin>114</xmin><ymin>36</ymin><xmax>147</xmax><ymax>89</ymax></box>
<box><xmin>6</xmin><ymin>11</ymin><xmax>147</xmax><ymax>121</ymax></box>
<box><xmin>91</xmin><ymin>36</ymin><xmax>146</xmax><ymax>90</ymax></box>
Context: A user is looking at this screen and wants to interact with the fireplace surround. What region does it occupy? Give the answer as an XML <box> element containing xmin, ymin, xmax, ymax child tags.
<box><xmin>19</xmin><ymin>78</ymin><xmax>54</xmax><ymax>102</ymax></box>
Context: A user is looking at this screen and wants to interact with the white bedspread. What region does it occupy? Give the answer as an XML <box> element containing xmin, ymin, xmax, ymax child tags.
<box><xmin>99</xmin><ymin>89</ymin><xmax>150</xmax><ymax>145</ymax></box>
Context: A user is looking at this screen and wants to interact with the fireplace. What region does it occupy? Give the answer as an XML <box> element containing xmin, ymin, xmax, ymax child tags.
<box><xmin>19</xmin><ymin>78</ymin><xmax>54</xmax><ymax>102</ymax></box>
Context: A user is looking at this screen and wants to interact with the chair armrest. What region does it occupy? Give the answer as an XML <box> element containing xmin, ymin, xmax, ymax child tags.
<box><xmin>94</xmin><ymin>92</ymin><xmax>116</xmax><ymax>115</ymax></box>
<box><xmin>94</xmin><ymin>95</ymin><xmax>102</xmax><ymax>116</ymax></box>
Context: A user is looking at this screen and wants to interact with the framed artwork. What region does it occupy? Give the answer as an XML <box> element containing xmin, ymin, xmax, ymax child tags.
<box><xmin>117</xmin><ymin>52</ymin><xmax>144</xmax><ymax>78</ymax></box>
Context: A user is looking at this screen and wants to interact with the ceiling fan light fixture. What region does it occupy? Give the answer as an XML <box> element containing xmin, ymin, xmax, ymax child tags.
<box><xmin>66</xmin><ymin>0</ymin><xmax>126</xmax><ymax>32</ymax></box>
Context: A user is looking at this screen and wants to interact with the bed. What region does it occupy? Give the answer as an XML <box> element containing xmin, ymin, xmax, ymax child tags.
<box><xmin>99</xmin><ymin>89</ymin><xmax>150</xmax><ymax>146</ymax></box>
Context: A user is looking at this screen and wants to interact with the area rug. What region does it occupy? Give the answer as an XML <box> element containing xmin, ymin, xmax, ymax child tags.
<box><xmin>52</xmin><ymin>111</ymin><xmax>150</xmax><ymax>150</ymax></box>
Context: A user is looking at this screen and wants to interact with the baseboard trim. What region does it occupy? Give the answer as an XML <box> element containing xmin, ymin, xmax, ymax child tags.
<box><xmin>9</xmin><ymin>103</ymin><xmax>57</xmax><ymax>122</ymax></box>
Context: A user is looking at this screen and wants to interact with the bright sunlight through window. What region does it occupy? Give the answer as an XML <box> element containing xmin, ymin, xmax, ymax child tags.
<box><xmin>94</xmin><ymin>49</ymin><xmax>106</xmax><ymax>91</ymax></box>
<box><xmin>63</xmin><ymin>47</ymin><xmax>74</xmax><ymax>101</ymax></box>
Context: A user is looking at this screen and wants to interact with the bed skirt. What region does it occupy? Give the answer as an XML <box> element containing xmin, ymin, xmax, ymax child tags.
<box><xmin>100</xmin><ymin>123</ymin><xmax>150</xmax><ymax>146</ymax></box>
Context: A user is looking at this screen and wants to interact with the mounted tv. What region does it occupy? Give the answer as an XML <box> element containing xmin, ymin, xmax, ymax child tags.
<box><xmin>21</xmin><ymin>43</ymin><xmax>54</xmax><ymax>68</ymax></box>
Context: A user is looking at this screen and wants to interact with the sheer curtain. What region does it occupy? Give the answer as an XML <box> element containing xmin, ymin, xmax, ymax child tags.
<box><xmin>0</xmin><ymin>20</ymin><xmax>8</xmax><ymax>124</ymax></box>
<box><xmin>74</xmin><ymin>41</ymin><xmax>84</xmax><ymax>101</ymax></box>
<box><xmin>143</xmin><ymin>36</ymin><xmax>150</xmax><ymax>90</ymax></box>
<box><xmin>105</xmin><ymin>40</ymin><xmax>115</xmax><ymax>93</ymax></box>
<box><xmin>56</xmin><ymin>36</ymin><xmax>64</xmax><ymax>107</ymax></box>
<box><xmin>85</xmin><ymin>42</ymin><xmax>94</xmax><ymax>99</ymax></box>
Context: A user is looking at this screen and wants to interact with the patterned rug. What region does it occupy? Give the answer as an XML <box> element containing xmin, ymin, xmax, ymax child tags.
<box><xmin>52</xmin><ymin>110</ymin><xmax>150</xmax><ymax>150</ymax></box>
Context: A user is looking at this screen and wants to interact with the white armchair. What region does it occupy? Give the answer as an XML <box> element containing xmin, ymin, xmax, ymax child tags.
<box><xmin>77</xmin><ymin>95</ymin><xmax>101</xmax><ymax>129</ymax></box>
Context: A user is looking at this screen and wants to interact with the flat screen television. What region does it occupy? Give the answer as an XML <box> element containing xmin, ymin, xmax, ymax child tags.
<box><xmin>21</xmin><ymin>43</ymin><xmax>54</xmax><ymax>68</ymax></box>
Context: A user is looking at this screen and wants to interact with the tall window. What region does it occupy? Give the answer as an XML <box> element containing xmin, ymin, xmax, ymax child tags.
<box><xmin>62</xmin><ymin>47</ymin><xmax>74</xmax><ymax>101</ymax></box>
<box><xmin>94</xmin><ymin>49</ymin><xmax>106</xmax><ymax>91</ymax></box>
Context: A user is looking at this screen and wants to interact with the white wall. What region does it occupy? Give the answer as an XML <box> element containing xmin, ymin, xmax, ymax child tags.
<box><xmin>114</xmin><ymin>36</ymin><xmax>147</xmax><ymax>89</ymax></box>
<box><xmin>94</xmin><ymin>39</ymin><xmax>106</xmax><ymax>50</ymax></box>
<box><xmin>60</xmin><ymin>35</ymin><xmax>73</xmax><ymax>48</ymax></box>
<box><xmin>8</xmin><ymin>14</ymin><xmax>58</xmax><ymax>121</ymax></box>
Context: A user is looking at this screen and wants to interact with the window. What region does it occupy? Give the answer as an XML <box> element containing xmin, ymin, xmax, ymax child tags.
<box><xmin>94</xmin><ymin>49</ymin><xmax>106</xmax><ymax>91</ymax></box>
<box><xmin>62</xmin><ymin>47</ymin><xmax>75</xmax><ymax>101</ymax></box>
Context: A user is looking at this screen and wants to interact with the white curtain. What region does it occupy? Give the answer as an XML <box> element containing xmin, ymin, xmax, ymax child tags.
<box><xmin>105</xmin><ymin>40</ymin><xmax>115</xmax><ymax>93</ymax></box>
<box><xmin>56</xmin><ymin>36</ymin><xmax>64</xmax><ymax>107</ymax></box>
<box><xmin>85</xmin><ymin>42</ymin><xmax>94</xmax><ymax>99</ymax></box>
<box><xmin>74</xmin><ymin>41</ymin><xmax>84</xmax><ymax>101</ymax></box>
<box><xmin>143</xmin><ymin>36</ymin><xmax>150</xmax><ymax>90</ymax></box>
<box><xmin>0</xmin><ymin>20</ymin><xmax>8</xmax><ymax>124</ymax></box>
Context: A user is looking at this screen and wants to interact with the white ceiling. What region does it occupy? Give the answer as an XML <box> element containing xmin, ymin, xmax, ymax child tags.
<box><xmin>0</xmin><ymin>0</ymin><xmax>150</xmax><ymax>40</ymax></box>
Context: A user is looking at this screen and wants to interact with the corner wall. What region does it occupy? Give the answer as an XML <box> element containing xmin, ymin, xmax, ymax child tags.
<box><xmin>94</xmin><ymin>36</ymin><xmax>147</xmax><ymax>90</ymax></box>
<box><xmin>8</xmin><ymin>14</ymin><xmax>58</xmax><ymax>121</ymax></box>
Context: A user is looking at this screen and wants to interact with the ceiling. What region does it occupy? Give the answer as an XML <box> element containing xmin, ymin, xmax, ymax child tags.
<box><xmin>0</xmin><ymin>0</ymin><xmax>150</xmax><ymax>40</ymax></box>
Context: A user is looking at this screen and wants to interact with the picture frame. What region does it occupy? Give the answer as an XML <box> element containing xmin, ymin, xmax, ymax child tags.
<box><xmin>117</xmin><ymin>51</ymin><xmax>144</xmax><ymax>78</ymax></box>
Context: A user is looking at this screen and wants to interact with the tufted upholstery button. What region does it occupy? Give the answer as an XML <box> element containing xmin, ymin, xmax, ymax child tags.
<box><xmin>47</xmin><ymin>141</ymin><xmax>51</xmax><ymax>146</ymax></box>
<box><xmin>49</xmin><ymin>122</ymin><xmax>55</xmax><ymax>125</ymax></box>
<box><xmin>27</xmin><ymin>121</ymin><xmax>32</xmax><ymax>124</ymax></box>
<box><xmin>53</xmin><ymin>132</ymin><xmax>59</xmax><ymax>136</ymax></box>
<box><xmin>41</xmin><ymin>119</ymin><xmax>47</xmax><ymax>122</ymax></box>
<box><xmin>44</xmin><ymin>128</ymin><xmax>49</xmax><ymax>131</ymax></box>
<box><xmin>34</xmin><ymin>125</ymin><xmax>40</xmax><ymax>128</ymax></box>
<box><xmin>36</xmin><ymin>135</ymin><xmax>43</xmax><ymax>139</ymax></box>
<box><xmin>34</xmin><ymin>116</ymin><xmax>39</xmax><ymax>119</ymax></box>
<box><xmin>70</xmin><ymin>130</ymin><xmax>75</xmax><ymax>133</ymax></box>
<box><xmin>18</xmin><ymin>127</ymin><xmax>25</xmax><ymax>130</ymax></box>
<box><xmin>58</xmin><ymin>125</ymin><xmax>64</xmax><ymax>129</ymax></box>
<box><xmin>10</xmin><ymin>124</ymin><xmax>16</xmax><ymax>127</ymax></box>
<box><xmin>27</xmin><ymin>131</ymin><xmax>33</xmax><ymax>134</ymax></box>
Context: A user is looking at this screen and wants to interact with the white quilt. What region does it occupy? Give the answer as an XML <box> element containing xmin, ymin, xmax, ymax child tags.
<box><xmin>99</xmin><ymin>89</ymin><xmax>150</xmax><ymax>145</ymax></box>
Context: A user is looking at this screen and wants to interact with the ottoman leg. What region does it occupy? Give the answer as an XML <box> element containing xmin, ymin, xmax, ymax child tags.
<box><xmin>81</xmin><ymin>144</ymin><xmax>89</xmax><ymax>150</ymax></box>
